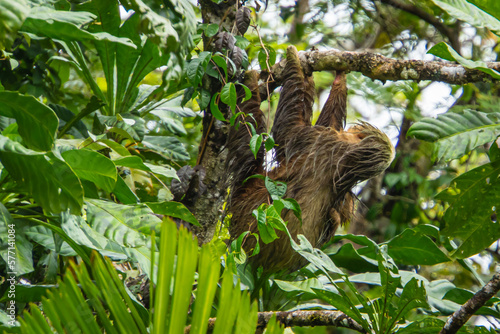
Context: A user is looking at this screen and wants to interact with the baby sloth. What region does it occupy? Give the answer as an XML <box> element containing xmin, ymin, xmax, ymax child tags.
<box><xmin>226</xmin><ymin>46</ymin><xmax>395</xmax><ymax>272</ymax></box>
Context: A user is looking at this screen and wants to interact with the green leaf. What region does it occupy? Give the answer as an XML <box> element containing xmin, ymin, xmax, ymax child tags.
<box><xmin>407</xmin><ymin>110</ymin><xmax>500</xmax><ymax>161</ymax></box>
<box><xmin>264</xmin><ymin>136</ymin><xmax>275</xmax><ymax>151</ymax></box>
<box><xmin>430</xmin><ymin>0</ymin><xmax>500</xmax><ymax>33</ymax></box>
<box><xmin>142</xmin><ymin>135</ymin><xmax>190</xmax><ymax>161</ymax></box>
<box><xmin>329</xmin><ymin>242</ymin><xmax>379</xmax><ymax>273</ymax></box>
<box><xmin>387</xmin><ymin>229</ymin><xmax>451</xmax><ymax>265</ymax></box>
<box><xmin>249</xmin><ymin>134</ymin><xmax>262</xmax><ymax>159</ymax></box>
<box><xmin>196</xmin><ymin>88</ymin><xmax>211</xmax><ymax>111</ymax></box>
<box><xmin>231</xmin><ymin>231</ymin><xmax>249</xmax><ymax>264</ymax></box>
<box><xmin>112</xmin><ymin>177</ymin><xmax>140</xmax><ymax>204</ymax></box>
<box><xmin>312</xmin><ymin>288</ymin><xmax>365</xmax><ymax>325</ymax></box>
<box><xmin>253</xmin><ymin>205</ymin><xmax>279</xmax><ymax>244</ymax></box>
<box><xmin>393</xmin><ymin>278</ymin><xmax>430</xmax><ymax>326</ymax></box>
<box><xmin>275</xmin><ymin>278</ymin><xmax>323</xmax><ymax>294</ymax></box>
<box><xmin>209</xmin><ymin>93</ymin><xmax>225</xmax><ymax>121</ymax></box>
<box><xmin>0</xmin><ymin>204</ymin><xmax>34</xmax><ymax>275</ymax></box>
<box><xmin>114</xmin><ymin>156</ymin><xmax>151</xmax><ymax>171</ymax></box>
<box><xmin>62</xmin><ymin>149</ymin><xmax>117</xmax><ymax>192</ymax></box>
<box><xmin>265</xmin><ymin>177</ymin><xmax>287</xmax><ymax>200</ymax></box>
<box><xmin>220</xmin><ymin>82</ymin><xmax>237</xmax><ymax>113</ymax></box>
<box><xmin>234</xmin><ymin>36</ymin><xmax>250</xmax><ymax>49</ymax></box>
<box><xmin>213</xmin><ymin>268</ymin><xmax>240</xmax><ymax>334</ymax></box>
<box><xmin>291</xmin><ymin>235</ymin><xmax>344</xmax><ymax>275</ymax></box>
<box><xmin>280</xmin><ymin>198</ymin><xmax>302</xmax><ymax>223</ymax></box>
<box><xmin>0</xmin><ymin>136</ymin><xmax>83</xmax><ymax>214</ymax></box>
<box><xmin>437</xmin><ymin>160</ymin><xmax>500</xmax><ymax>258</ymax></box>
<box><xmin>489</xmin><ymin>140</ymin><xmax>500</xmax><ymax>161</ymax></box>
<box><xmin>428</xmin><ymin>42</ymin><xmax>500</xmax><ymax>79</ymax></box>
<box><xmin>21</xmin><ymin>8</ymin><xmax>135</xmax><ymax>47</ymax></box>
<box><xmin>59</xmin><ymin>212</ymin><xmax>128</xmax><ymax>259</ymax></box>
<box><xmin>211</xmin><ymin>54</ymin><xmax>228</xmax><ymax>80</ymax></box>
<box><xmin>397</xmin><ymin>318</ymin><xmax>446</xmax><ymax>334</ymax></box>
<box><xmin>168</xmin><ymin>226</ymin><xmax>198</xmax><ymax>334</ymax></box>
<box><xmin>0</xmin><ymin>91</ymin><xmax>58</xmax><ymax>151</ymax></box>
<box><xmin>468</xmin><ymin>0</ymin><xmax>500</xmax><ymax>21</ymax></box>
<box><xmin>258</xmin><ymin>45</ymin><xmax>276</xmax><ymax>71</ymax></box>
<box><xmin>235</xmin><ymin>293</ymin><xmax>258</xmax><ymax>334</ymax></box>
<box><xmin>0</xmin><ymin>0</ymin><xmax>29</xmax><ymax>49</ymax></box>
<box><xmin>145</xmin><ymin>202</ymin><xmax>200</xmax><ymax>227</ymax></box>
<box><xmin>190</xmin><ymin>244</ymin><xmax>221</xmax><ymax>334</ymax></box>
<box><xmin>85</xmin><ymin>199</ymin><xmax>161</xmax><ymax>247</ymax></box>
<box><xmin>187</xmin><ymin>51</ymin><xmax>212</xmax><ymax>87</ymax></box>
<box><xmin>205</xmin><ymin>23</ymin><xmax>219</xmax><ymax>37</ymax></box>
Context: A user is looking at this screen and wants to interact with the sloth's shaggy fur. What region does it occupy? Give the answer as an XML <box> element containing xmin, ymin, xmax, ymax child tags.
<box><xmin>226</xmin><ymin>46</ymin><xmax>395</xmax><ymax>272</ymax></box>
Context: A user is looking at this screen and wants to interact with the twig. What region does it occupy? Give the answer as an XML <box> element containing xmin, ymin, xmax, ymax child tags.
<box><xmin>379</xmin><ymin>0</ymin><xmax>460</xmax><ymax>51</ymax></box>
<box><xmin>440</xmin><ymin>272</ymin><xmax>500</xmax><ymax>334</ymax></box>
<box><xmin>184</xmin><ymin>310</ymin><xmax>367</xmax><ymax>333</ymax></box>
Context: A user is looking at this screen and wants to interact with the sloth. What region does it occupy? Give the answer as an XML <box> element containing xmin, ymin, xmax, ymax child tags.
<box><xmin>226</xmin><ymin>46</ymin><xmax>395</xmax><ymax>272</ymax></box>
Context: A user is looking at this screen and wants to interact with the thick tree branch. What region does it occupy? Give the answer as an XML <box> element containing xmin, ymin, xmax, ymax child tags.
<box><xmin>379</xmin><ymin>0</ymin><xmax>461</xmax><ymax>51</ymax></box>
<box><xmin>184</xmin><ymin>310</ymin><xmax>366</xmax><ymax>333</ymax></box>
<box><xmin>440</xmin><ymin>272</ymin><xmax>500</xmax><ymax>334</ymax></box>
<box><xmin>267</xmin><ymin>49</ymin><xmax>500</xmax><ymax>85</ymax></box>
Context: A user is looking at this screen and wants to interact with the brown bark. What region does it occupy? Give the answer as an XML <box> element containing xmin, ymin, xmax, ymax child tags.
<box><xmin>268</xmin><ymin>49</ymin><xmax>500</xmax><ymax>87</ymax></box>
<box><xmin>184</xmin><ymin>310</ymin><xmax>367</xmax><ymax>333</ymax></box>
<box><xmin>440</xmin><ymin>272</ymin><xmax>500</xmax><ymax>334</ymax></box>
<box><xmin>190</xmin><ymin>0</ymin><xmax>239</xmax><ymax>244</ymax></box>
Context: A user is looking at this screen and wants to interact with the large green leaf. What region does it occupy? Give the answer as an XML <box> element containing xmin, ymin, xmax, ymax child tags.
<box><xmin>146</xmin><ymin>202</ymin><xmax>200</xmax><ymax>227</ymax></box>
<box><xmin>468</xmin><ymin>0</ymin><xmax>500</xmax><ymax>21</ymax></box>
<box><xmin>428</xmin><ymin>42</ymin><xmax>500</xmax><ymax>79</ymax></box>
<box><xmin>407</xmin><ymin>110</ymin><xmax>500</xmax><ymax>161</ymax></box>
<box><xmin>59</xmin><ymin>212</ymin><xmax>128</xmax><ymax>260</ymax></box>
<box><xmin>0</xmin><ymin>0</ymin><xmax>29</xmax><ymax>49</ymax></box>
<box><xmin>0</xmin><ymin>91</ymin><xmax>58</xmax><ymax>151</ymax></box>
<box><xmin>120</xmin><ymin>0</ymin><xmax>179</xmax><ymax>50</ymax></box>
<box><xmin>85</xmin><ymin>199</ymin><xmax>161</xmax><ymax>248</ymax></box>
<box><xmin>0</xmin><ymin>136</ymin><xmax>83</xmax><ymax>214</ymax></box>
<box><xmin>21</xmin><ymin>8</ymin><xmax>135</xmax><ymax>47</ymax></box>
<box><xmin>437</xmin><ymin>160</ymin><xmax>500</xmax><ymax>258</ymax></box>
<box><xmin>431</xmin><ymin>0</ymin><xmax>500</xmax><ymax>33</ymax></box>
<box><xmin>393</xmin><ymin>278</ymin><xmax>430</xmax><ymax>327</ymax></box>
<box><xmin>62</xmin><ymin>149</ymin><xmax>117</xmax><ymax>192</ymax></box>
<box><xmin>328</xmin><ymin>242</ymin><xmax>378</xmax><ymax>273</ymax></box>
<box><xmin>0</xmin><ymin>204</ymin><xmax>34</xmax><ymax>275</ymax></box>
<box><xmin>386</xmin><ymin>229</ymin><xmax>450</xmax><ymax>265</ymax></box>
<box><xmin>142</xmin><ymin>135</ymin><xmax>190</xmax><ymax>161</ymax></box>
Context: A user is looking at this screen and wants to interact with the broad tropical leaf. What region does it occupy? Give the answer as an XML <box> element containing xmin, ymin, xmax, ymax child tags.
<box><xmin>437</xmin><ymin>160</ymin><xmax>500</xmax><ymax>258</ymax></box>
<box><xmin>61</xmin><ymin>149</ymin><xmax>117</xmax><ymax>192</ymax></box>
<box><xmin>85</xmin><ymin>199</ymin><xmax>162</xmax><ymax>248</ymax></box>
<box><xmin>468</xmin><ymin>0</ymin><xmax>500</xmax><ymax>21</ymax></box>
<box><xmin>21</xmin><ymin>8</ymin><xmax>135</xmax><ymax>47</ymax></box>
<box><xmin>0</xmin><ymin>91</ymin><xmax>58</xmax><ymax>151</ymax></box>
<box><xmin>0</xmin><ymin>204</ymin><xmax>34</xmax><ymax>275</ymax></box>
<box><xmin>430</xmin><ymin>0</ymin><xmax>500</xmax><ymax>33</ymax></box>
<box><xmin>0</xmin><ymin>136</ymin><xmax>84</xmax><ymax>214</ymax></box>
<box><xmin>0</xmin><ymin>0</ymin><xmax>29</xmax><ymax>49</ymax></box>
<box><xmin>387</xmin><ymin>229</ymin><xmax>450</xmax><ymax>265</ymax></box>
<box><xmin>428</xmin><ymin>42</ymin><xmax>500</xmax><ymax>79</ymax></box>
<box><xmin>407</xmin><ymin>110</ymin><xmax>500</xmax><ymax>161</ymax></box>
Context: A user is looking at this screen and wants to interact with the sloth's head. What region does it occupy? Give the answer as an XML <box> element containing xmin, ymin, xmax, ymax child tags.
<box><xmin>335</xmin><ymin>123</ymin><xmax>395</xmax><ymax>193</ymax></box>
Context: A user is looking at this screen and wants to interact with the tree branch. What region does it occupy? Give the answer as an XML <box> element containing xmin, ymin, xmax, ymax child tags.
<box><xmin>440</xmin><ymin>272</ymin><xmax>500</xmax><ymax>334</ymax></box>
<box><xmin>184</xmin><ymin>310</ymin><xmax>367</xmax><ymax>333</ymax></box>
<box><xmin>260</xmin><ymin>49</ymin><xmax>500</xmax><ymax>96</ymax></box>
<box><xmin>379</xmin><ymin>0</ymin><xmax>460</xmax><ymax>51</ymax></box>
